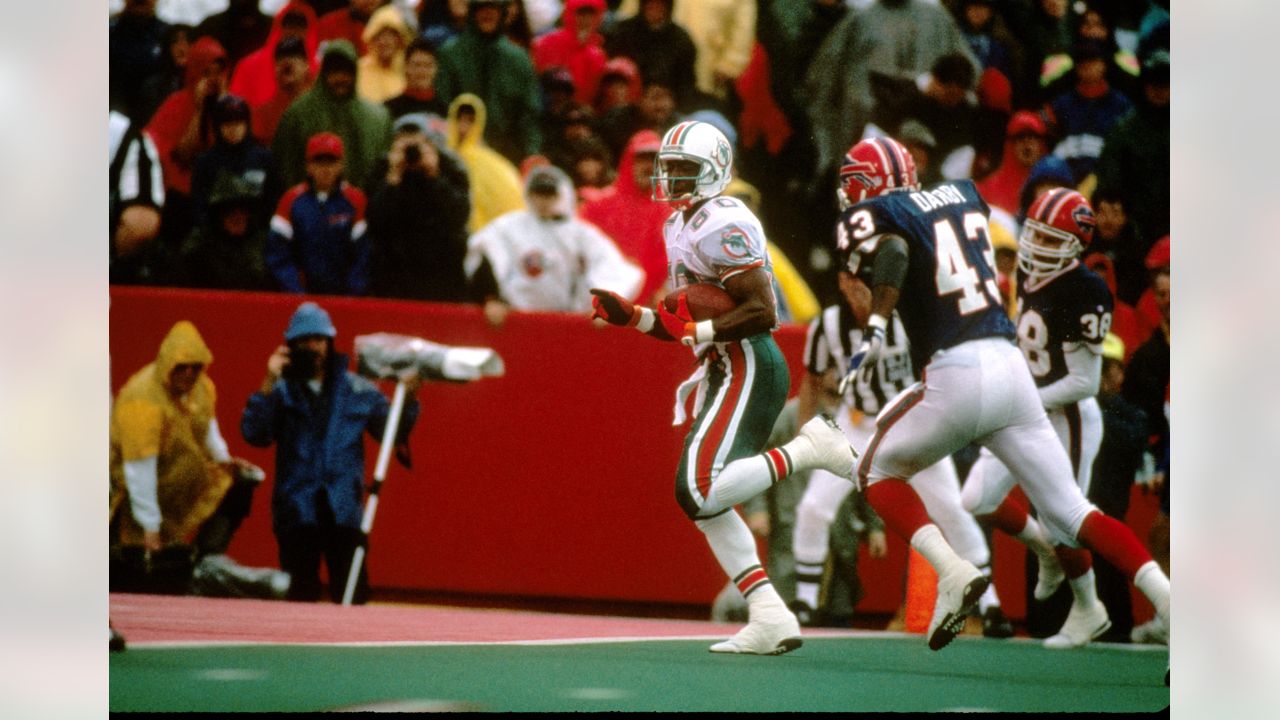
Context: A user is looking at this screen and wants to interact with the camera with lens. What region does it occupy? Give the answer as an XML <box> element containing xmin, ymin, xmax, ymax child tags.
<box><xmin>282</xmin><ymin>342</ymin><xmax>321</xmax><ymax>381</ymax></box>
<box><xmin>403</xmin><ymin>143</ymin><xmax>422</xmax><ymax>167</ymax></box>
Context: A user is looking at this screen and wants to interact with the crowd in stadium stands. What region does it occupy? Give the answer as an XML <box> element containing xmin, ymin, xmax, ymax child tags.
<box><xmin>109</xmin><ymin>0</ymin><xmax>1170</xmax><ymax>640</ymax></box>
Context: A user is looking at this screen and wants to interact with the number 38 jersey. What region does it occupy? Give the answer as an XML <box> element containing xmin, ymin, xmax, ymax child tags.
<box><xmin>1015</xmin><ymin>262</ymin><xmax>1114</xmax><ymax>387</ymax></box>
<box><xmin>837</xmin><ymin>179</ymin><xmax>1015</xmax><ymax>370</ymax></box>
<box><xmin>663</xmin><ymin>196</ymin><xmax>773</xmax><ymax>290</ymax></box>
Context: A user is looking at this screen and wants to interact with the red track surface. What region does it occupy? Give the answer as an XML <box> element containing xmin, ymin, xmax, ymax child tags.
<box><xmin>110</xmin><ymin>593</ymin><xmax>862</xmax><ymax>645</ymax></box>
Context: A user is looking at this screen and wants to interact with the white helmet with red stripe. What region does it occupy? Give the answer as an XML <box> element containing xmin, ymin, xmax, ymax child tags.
<box><xmin>1019</xmin><ymin>187</ymin><xmax>1095</xmax><ymax>281</ymax></box>
<box><xmin>838</xmin><ymin>136</ymin><xmax>920</xmax><ymax>211</ymax></box>
<box><xmin>652</xmin><ymin>120</ymin><xmax>733</xmax><ymax>209</ymax></box>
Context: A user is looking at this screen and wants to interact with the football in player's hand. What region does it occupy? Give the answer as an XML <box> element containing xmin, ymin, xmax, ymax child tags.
<box><xmin>663</xmin><ymin>284</ymin><xmax>736</xmax><ymax>321</ymax></box>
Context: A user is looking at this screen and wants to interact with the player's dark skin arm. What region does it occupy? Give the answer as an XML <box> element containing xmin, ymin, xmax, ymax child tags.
<box><xmin>643</xmin><ymin>267</ymin><xmax>777</xmax><ymax>342</ymax></box>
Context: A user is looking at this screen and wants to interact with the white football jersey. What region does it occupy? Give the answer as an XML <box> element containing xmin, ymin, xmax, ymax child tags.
<box><xmin>662</xmin><ymin>196</ymin><xmax>773</xmax><ymax>291</ymax></box>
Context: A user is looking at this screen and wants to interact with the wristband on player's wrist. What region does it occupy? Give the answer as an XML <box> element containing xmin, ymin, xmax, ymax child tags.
<box><xmin>691</xmin><ymin>319</ymin><xmax>715</xmax><ymax>344</ymax></box>
<box><xmin>631</xmin><ymin>307</ymin><xmax>656</xmax><ymax>333</ymax></box>
<box><xmin>866</xmin><ymin>314</ymin><xmax>888</xmax><ymax>335</ymax></box>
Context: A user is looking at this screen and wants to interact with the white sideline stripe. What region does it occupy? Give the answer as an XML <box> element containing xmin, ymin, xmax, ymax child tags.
<box><xmin>119</xmin><ymin>631</ymin><xmax>1169</xmax><ymax>652</ymax></box>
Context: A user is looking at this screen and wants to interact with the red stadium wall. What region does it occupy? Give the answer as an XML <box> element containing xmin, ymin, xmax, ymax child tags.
<box><xmin>110</xmin><ymin>287</ymin><xmax>1161</xmax><ymax>620</ymax></box>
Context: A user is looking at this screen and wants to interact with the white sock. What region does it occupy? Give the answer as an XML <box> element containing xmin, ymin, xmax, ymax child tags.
<box><xmin>1134</xmin><ymin>561</ymin><xmax>1170</xmax><ymax>619</ymax></box>
<box><xmin>977</xmin><ymin>564</ymin><xmax>1000</xmax><ymax>613</ymax></box>
<box><xmin>910</xmin><ymin>524</ymin><xmax>964</xmax><ymax>572</ymax></box>
<box><xmin>702</xmin><ymin>456</ymin><xmax>774</xmax><ymax>515</ymax></box>
<box><xmin>1068</xmin><ymin>568</ymin><xmax>1102</xmax><ymax>606</ymax></box>
<box><xmin>794</xmin><ymin>573</ymin><xmax>821</xmax><ymax>609</ymax></box>
<box><xmin>695</xmin><ymin>511</ymin><xmax>777</xmax><ymax>608</ymax></box>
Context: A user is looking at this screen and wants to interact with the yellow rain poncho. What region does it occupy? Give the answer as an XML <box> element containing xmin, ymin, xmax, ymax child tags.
<box><xmin>446</xmin><ymin>93</ymin><xmax>525</xmax><ymax>233</ymax></box>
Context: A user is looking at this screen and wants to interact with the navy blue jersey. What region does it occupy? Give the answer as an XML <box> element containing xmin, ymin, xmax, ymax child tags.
<box><xmin>837</xmin><ymin>179</ymin><xmax>1015</xmax><ymax>370</ymax></box>
<box><xmin>1015</xmin><ymin>262</ymin><xmax>1114</xmax><ymax>387</ymax></box>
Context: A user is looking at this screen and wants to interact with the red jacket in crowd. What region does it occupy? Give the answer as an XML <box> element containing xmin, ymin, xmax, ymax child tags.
<box><xmin>317</xmin><ymin>5</ymin><xmax>371</xmax><ymax>56</ymax></box>
<box><xmin>976</xmin><ymin>111</ymin><xmax>1047</xmax><ymax>216</ymax></box>
<box><xmin>735</xmin><ymin>43</ymin><xmax>792</xmax><ymax>156</ymax></box>
<box><xmin>231</xmin><ymin>2</ymin><xmax>319</xmax><ymax>107</ymax></box>
<box><xmin>533</xmin><ymin>0</ymin><xmax>607</xmax><ymax>108</ymax></box>
<box><xmin>579</xmin><ymin>130</ymin><xmax>669</xmax><ymax>305</ymax></box>
<box><xmin>145</xmin><ymin>37</ymin><xmax>228</xmax><ymax>196</ymax></box>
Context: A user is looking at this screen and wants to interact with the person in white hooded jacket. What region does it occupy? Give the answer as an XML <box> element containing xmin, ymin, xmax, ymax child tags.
<box><xmin>465</xmin><ymin>164</ymin><xmax>644</xmax><ymax>325</ymax></box>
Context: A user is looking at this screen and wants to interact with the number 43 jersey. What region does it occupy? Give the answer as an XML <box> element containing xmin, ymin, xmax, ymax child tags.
<box><xmin>1015</xmin><ymin>262</ymin><xmax>1114</xmax><ymax>388</ymax></box>
<box><xmin>838</xmin><ymin>179</ymin><xmax>1015</xmax><ymax>371</ymax></box>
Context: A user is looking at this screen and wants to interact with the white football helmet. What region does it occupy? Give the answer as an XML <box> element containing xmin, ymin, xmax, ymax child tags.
<box><xmin>652</xmin><ymin>121</ymin><xmax>733</xmax><ymax>209</ymax></box>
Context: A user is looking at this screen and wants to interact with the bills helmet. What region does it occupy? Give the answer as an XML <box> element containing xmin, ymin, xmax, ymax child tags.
<box><xmin>652</xmin><ymin>121</ymin><xmax>733</xmax><ymax>209</ymax></box>
<box><xmin>1019</xmin><ymin>187</ymin><xmax>1095</xmax><ymax>281</ymax></box>
<box><xmin>838</xmin><ymin>136</ymin><xmax>919</xmax><ymax>210</ymax></box>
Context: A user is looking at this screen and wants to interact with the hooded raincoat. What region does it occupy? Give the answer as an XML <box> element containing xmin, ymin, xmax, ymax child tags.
<box><xmin>229</xmin><ymin>2</ymin><xmax>320</xmax><ymax>107</ymax></box>
<box><xmin>357</xmin><ymin>6</ymin><xmax>414</xmax><ymax>104</ymax></box>
<box><xmin>465</xmin><ymin>164</ymin><xmax>643</xmax><ymax>311</ymax></box>
<box><xmin>578</xmin><ymin>130</ymin><xmax>669</xmax><ymax>304</ymax></box>
<box><xmin>271</xmin><ymin>40</ymin><xmax>393</xmax><ymax>190</ymax></box>
<box><xmin>532</xmin><ymin>0</ymin><xmax>608</xmax><ymax>107</ymax></box>
<box><xmin>446</xmin><ymin>94</ymin><xmax>525</xmax><ymax>233</ymax></box>
<box><xmin>110</xmin><ymin>322</ymin><xmax>233</xmax><ymax>547</ymax></box>
<box><xmin>145</xmin><ymin>37</ymin><xmax>229</xmax><ymax>195</ymax></box>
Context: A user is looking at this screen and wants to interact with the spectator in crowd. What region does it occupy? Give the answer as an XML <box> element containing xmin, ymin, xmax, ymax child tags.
<box><xmin>435</xmin><ymin>0</ymin><xmax>543</xmax><ymax>165</ymax></box>
<box><xmin>176</xmin><ymin>174</ymin><xmax>275</xmax><ymax>291</ymax></box>
<box><xmin>594</xmin><ymin>56</ymin><xmax>642</xmax><ymax>116</ymax></box>
<box><xmin>672</xmin><ymin>0</ymin><xmax>755</xmax><ymax>104</ymax></box>
<box><xmin>267</xmin><ymin>132</ymin><xmax>371</xmax><ymax>295</ymax></box>
<box><xmin>1085</xmin><ymin>331</ymin><xmax>1149</xmax><ymax>641</ymax></box>
<box><xmin>566</xmin><ymin>136</ymin><xmax>615</xmax><ymax>195</ymax></box>
<box><xmin>273</xmin><ymin>40</ymin><xmax>393</xmax><ymax>190</ymax></box>
<box><xmin>953</xmin><ymin>0</ymin><xmax>1023</xmax><ymax>97</ymax></box>
<box><xmin>867</xmin><ymin>52</ymin><xmax>979</xmax><ymax>181</ymax></box>
<box><xmin>578</xmin><ymin>129</ymin><xmax>667</xmax><ymax>304</ymax></box>
<box><xmin>897</xmin><ymin>119</ymin><xmax>941</xmax><ymax>188</ymax></box>
<box><xmin>418</xmin><ymin>0</ymin><xmax>470</xmax><ymax>49</ymax></box>
<box><xmin>111</xmin><ymin>0</ymin><xmax>171</xmax><ymax>120</ymax></box>
<box><xmin>384</xmin><ymin>38</ymin><xmax>448</xmax><ymax>119</ymax></box>
<box><xmin>543</xmin><ymin>105</ymin><xmax>599</xmax><ymax>176</ymax></box>
<box><xmin>1016</xmin><ymin>0</ymin><xmax>1073</xmax><ymax>104</ymax></box>
<box><xmin>532</xmin><ymin>0</ymin><xmax>608</xmax><ymax>107</ymax></box>
<box><xmin>191</xmin><ymin>95</ymin><xmax>281</xmax><ymax>229</ymax></box>
<box><xmin>110</xmin><ymin>320</ymin><xmax>287</xmax><ymax>599</ymax></box>
<box><xmin>1088</xmin><ymin>188</ymin><xmax>1149</xmax><ymax>307</ymax></box>
<box><xmin>445</xmin><ymin>93</ymin><xmax>526</xmax><ymax>233</ymax></box>
<box><xmin>241</xmin><ymin>302</ymin><xmax>422</xmax><ymax>604</ymax></box>
<box><xmin>805</xmin><ymin>0</ymin><xmax>977</xmax><ymax>185</ymax></box>
<box><xmin>367</xmin><ymin>115</ymin><xmax>474</xmax><ymax>301</ymax></box>
<box><xmin>1134</xmin><ymin>235</ymin><xmax>1169</xmax><ymax>334</ymax></box>
<box><xmin>597</xmin><ymin>75</ymin><xmax>679</xmax><ymax>163</ymax></box>
<box><xmin>194</xmin><ymin>0</ymin><xmax>272</xmax><ymax>71</ymax></box>
<box><xmin>110</xmin><ymin>110</ymin><xmax>166</xmax><ymax>284</ymax></box>
<box><xmin>1015</xmin><ymin>153</ymin><xmax>1073</xmax><ymax>226</ymax></box>
<box><xmin>1094</xmin><ymin>47</ymin><xmax>1169</xmax><ymax>241</ymax></box>
<box><xmin>250</xmin><ymin>36</ymin><xmax>316</xmax><ymax>145</ymax></box>
<box><xmin>357</xmin><ymin>4</ymin><xmax>415</xmax><ymax>103</ymax></box>
<box><xmin>603</xmin><ymin>0</ymin><xmax>696</xmax><ymax>111</ymax></box>
<box><xmin>1040</xmin><ymin>1</ymin><xmax>1140</xmax><ymax>106</ymax></box>
<box><xmin>135</xmin><ymin>23</ymin><xmax>193</xmax><ymax>126</ymax></box>
<box><xmin>317</xmin><ymin>0</ymin><xmax>381</xmax><ymax>55</ymax></box>
<box><xmin>230</xmin><ymin>2</ymin><xmax>319</xmax><ymax>108</ymax></box>
<box><xmin>145</xmin><ymin>36</ymin><xmax>230</xmax><ymax>246</ymax></box>
<box><xmin>1043</xmin><ymin>39</ymin><xmax>1132</xmax><ymax>185</ymax></box>
<box><xmin>502</xmin><ymin>0</ymin><xmax>536</xmax><ymax>48</ymax></box>
<box><xmin>465</xmin><ymin>164</ymin><xmax>643</xmax><ymax>325</ymax></box>
<box><xmin>970</xmin><ymin>66</ymin><xmax>1014</xmax><ymax>180</ymax></box>
<box><xmin>976</xmin><ymin>110</ymin><xmax>1048</xmax><ymax>216</ymax></box>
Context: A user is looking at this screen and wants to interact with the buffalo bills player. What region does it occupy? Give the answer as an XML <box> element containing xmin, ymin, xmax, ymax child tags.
<box><xmin>589</xmin><ymin>120</ymin><xmax>857</xmax><ymax>656</ymax></box>
<box><xmin>833</xmin><ymin>136</ymin><xmax>1169</xmax><ymax>652</ymax></box>
<box><xmin>791</xmin><ymin>271</ymin><xmax>1002</xmax><ymax>634</ymax></box>
<box><xmin>962</xmin><ymin>188</ymin><xmax>1116</xmax><ymax>648</ymax></box>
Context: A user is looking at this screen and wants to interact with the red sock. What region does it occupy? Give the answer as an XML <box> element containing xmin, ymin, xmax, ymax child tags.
<box><xmin>864</xmin><ymin>478</ymin><xmax>933</xmax><ymax>542</ymax></box>
<box><xmin>1053</xmin><ymin>546</ymin><xmax>1094</xmax><ymax>580</ymax></box>
<box><xmin>1076</xmin><ymin>510</ymin><xmax>1152</xmax><ymax>580</ymax></box>
<box><xmin>982</xmin><ymin>493</ymin><xmax>1030</xmax><ymax>536</ymax></box>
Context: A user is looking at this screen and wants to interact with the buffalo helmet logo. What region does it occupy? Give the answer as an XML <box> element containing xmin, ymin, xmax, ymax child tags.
<box><xmin>840</xmin><ymin>157</ymin><xmax>884</xmax><ymax>191</ymax></box>
<box><xmin>1071</xmin><ymin>203</ymin><xmax>1096</xmax><ymax>240</ymax></box>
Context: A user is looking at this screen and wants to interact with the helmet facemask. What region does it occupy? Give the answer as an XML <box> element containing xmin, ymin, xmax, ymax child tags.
<box><xmin>1018</xmin><ymin>219</ymin><xmax>1082</xmax><ymax>282</ymax></box>
<box><xmin>652</xmin><ymin>154</ymin><xmax>710</xmax><ymax>209</ymax></box>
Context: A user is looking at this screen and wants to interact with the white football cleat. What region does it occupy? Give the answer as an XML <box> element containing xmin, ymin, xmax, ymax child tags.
<box><xmin>792</xmin><ymin>414</ymin><xmax>857</xmax><ymax>480</ymax></box>
<box><xmin>709</xmin><ymin>604</ymin><xmax>803</xmax><ymax>656</ymax></box>
<box><xmin>1130</xmin><ymin>615</ymin><xmax>1169</xmax><ymax>645</ymax></box>
<box><xmin>927</xmin><ymin>561</ymin><xmax>989</xmax><ymax>651</ymax></box>
<box><xmin>1032</xmin><ymin>548</ymin><xmax>1065</xmax><ymax>601</ymax></box>
<box><xmin>1044</xmin><ymin>600</ymin><xmax>1111</xmax><ymax>649</ymax></box>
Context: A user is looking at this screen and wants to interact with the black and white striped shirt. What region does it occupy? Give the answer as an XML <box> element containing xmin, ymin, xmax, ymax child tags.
<box><xmin>803</xmin><ymin>304</ymin><xmax>914</xmax><ymax>416</ymax></box>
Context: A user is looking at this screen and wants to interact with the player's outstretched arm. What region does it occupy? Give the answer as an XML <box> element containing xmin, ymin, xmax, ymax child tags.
<box><xmin>712</xmin><ymin>267</ymin><xmax>778</xmax><ymax>341</ymax></box>
<box><xmin>589</xmin><ymin>288</ymin><xmax>677</xmax><ymax>341</ymax></box>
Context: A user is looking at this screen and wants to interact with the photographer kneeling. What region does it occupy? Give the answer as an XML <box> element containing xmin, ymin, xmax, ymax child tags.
<box><xmin>367</xmin><ymin>113</ymin><xmax>475</xmax><ymax>302</ymax></box>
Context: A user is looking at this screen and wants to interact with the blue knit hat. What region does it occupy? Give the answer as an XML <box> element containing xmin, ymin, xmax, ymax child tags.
<box><xmin>284</xmin><ymin>302</ymin><xmax>337</xmax><ymax>341</ymax></box>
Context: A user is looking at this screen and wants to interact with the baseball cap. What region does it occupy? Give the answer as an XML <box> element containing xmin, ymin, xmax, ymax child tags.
<box><xmin>1006</xmin><ymin>110</ymin><xmax>1047</xmax><ymax>139</ymax></box>
<box><xmin>306</xmin><ymin>132</ymin><xmax>344</xmax><ymax>160</ymax></box>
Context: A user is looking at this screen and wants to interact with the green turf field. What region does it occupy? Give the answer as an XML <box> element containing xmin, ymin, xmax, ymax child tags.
<box><xmin>110</xmin><ymin>636</ymin><xmax>1170</xmax><ymax>712</ymax></box>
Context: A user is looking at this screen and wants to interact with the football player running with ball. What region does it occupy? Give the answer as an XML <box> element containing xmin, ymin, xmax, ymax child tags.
<box><xmin>589</xmin><ymin>120</ymin><xmax>857</xmax><ymax>656</ymax></box>
<box><xmin>961</xmin><ymin>188</ymin><xmax>1119</xmax><ymax>649</ymax></box>
<box><xmin>832</xmin><ymin>136</ymin><xmax>1170</xmax><ymax>652</ymax></box>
